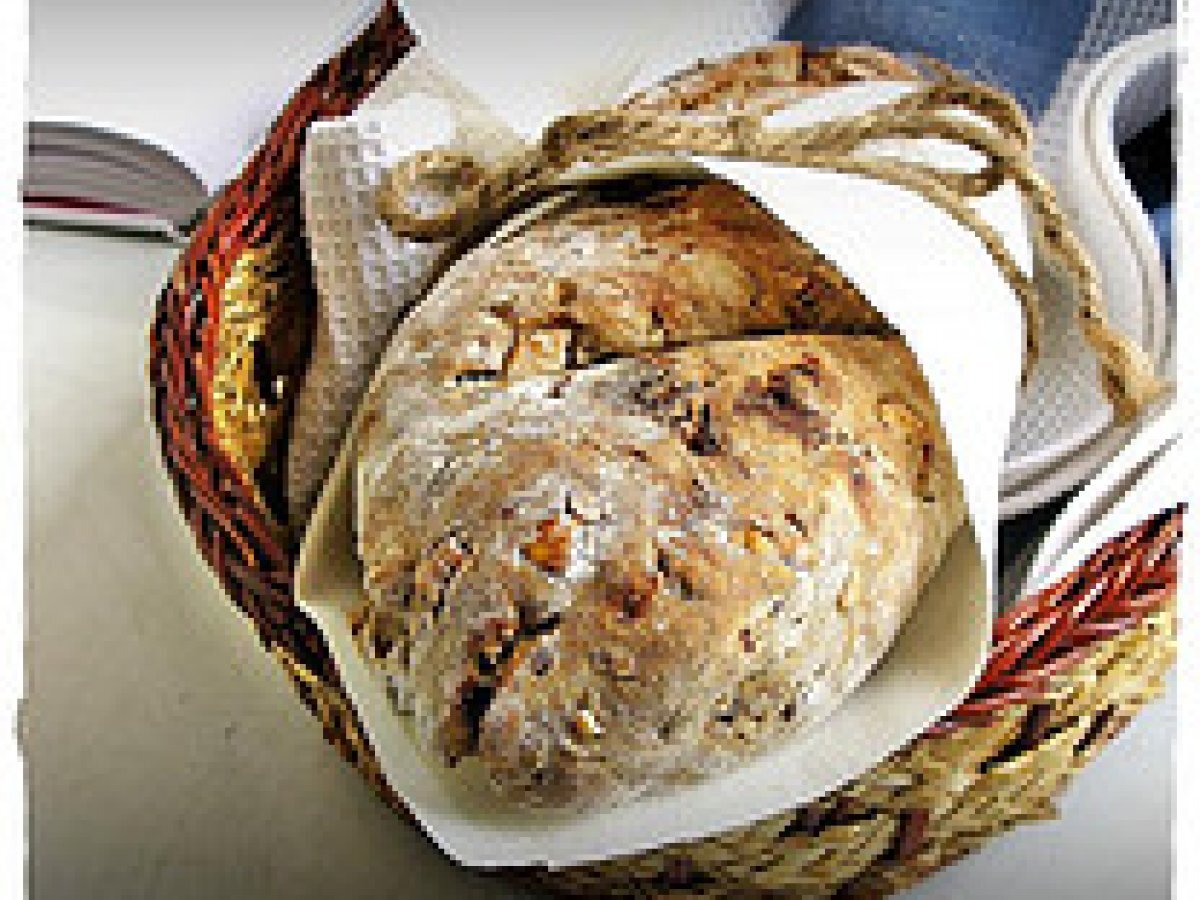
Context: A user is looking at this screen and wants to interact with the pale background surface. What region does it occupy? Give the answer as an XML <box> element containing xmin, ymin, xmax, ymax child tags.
<box><xmin>27</xmin><ymin>0</ymin><xmax>378</xmax><ymax>187</ymax></box>
<box><xmin>23</xmin><ymin>226</ymin><xmax>1172</xmax><ymax>899</ymax></box>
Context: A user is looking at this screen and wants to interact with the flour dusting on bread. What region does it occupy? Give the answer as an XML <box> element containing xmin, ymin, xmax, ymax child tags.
<box><xmin>351</xmin><ymin>175</ymin><xmax>964</xmax><ymax>808</ymax></box>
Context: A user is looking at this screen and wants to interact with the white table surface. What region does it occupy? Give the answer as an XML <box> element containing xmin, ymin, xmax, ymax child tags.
<box><xmin>24</xmin><ymin>226</ymin><xmax>1173</xmax><ymax>899</ymax></box>
<box><xmin>28</xmin><ymin>0</ymin><xmax>376</xmax><ymax>188</ymax></box>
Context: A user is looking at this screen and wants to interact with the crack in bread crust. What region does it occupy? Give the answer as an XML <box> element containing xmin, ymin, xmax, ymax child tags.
<box><xmin>361</xmin><ymin>180</ymin><xmax>892</xmax><ymax>403</ymax></box>
<box><xmin>353</xmin><ymin>176</ymin><xmax>965</xmax><ymax>809</ymax></box>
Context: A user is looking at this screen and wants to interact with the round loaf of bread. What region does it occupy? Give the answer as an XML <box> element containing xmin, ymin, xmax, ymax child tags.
<box><xmin>352</xmin><ymin>173</ymin><xmax>966</xmax><ymax>808</ymax></box>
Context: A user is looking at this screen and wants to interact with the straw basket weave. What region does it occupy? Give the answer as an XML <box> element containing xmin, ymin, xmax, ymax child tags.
<box><xmin>148</xmin><ymin>3</ymin><xmax>1181</xmax><ymax>896</ymax></box>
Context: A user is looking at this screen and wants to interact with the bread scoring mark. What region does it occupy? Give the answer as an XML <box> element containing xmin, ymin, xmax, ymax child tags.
<box><xmin>398</xmin><ymin>180</ymin><xmax>907</xmax><ymax>454</ymax></box>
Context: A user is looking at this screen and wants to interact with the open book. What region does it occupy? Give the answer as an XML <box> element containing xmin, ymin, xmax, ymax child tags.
<box><xmin>23</xmin><ymin>0</ymin><xmax>796</xmax><ymax>240</ymax></box>
<box><xmin>23</xmin><ymin>0</ymin><xmax>383</xmax><ymax>239</ymax></box>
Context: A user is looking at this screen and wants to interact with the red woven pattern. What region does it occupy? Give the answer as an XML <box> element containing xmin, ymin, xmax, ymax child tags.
<box><xmin>934</xmin><ymin>504</ymin><xmax>1182</xmax><ymax>735</ymax></box>
<box><xmin>148</xmin><ymin>2</ymin><xmax>414</xmax><ymax>683</ymax></box>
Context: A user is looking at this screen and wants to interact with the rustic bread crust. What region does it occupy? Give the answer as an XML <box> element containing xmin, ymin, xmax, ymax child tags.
<box><xmin>352</xmin><ymin>174</ymin><xmax>965</xmax><ymax>807</ymax></box>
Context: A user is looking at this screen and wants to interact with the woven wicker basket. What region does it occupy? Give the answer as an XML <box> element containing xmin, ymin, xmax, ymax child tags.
<box><xmin>148</xmin><ymin>3</ymin><xmax>1181</xmax><ymax>896</ymax></box>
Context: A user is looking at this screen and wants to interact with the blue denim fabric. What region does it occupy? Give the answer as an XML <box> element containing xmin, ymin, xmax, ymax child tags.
<box><xmin>780</xmin><ymin>0</ymin><xmax>1174</xmax><ymax>268</ymax></box>
<box><xmin>780</xmin><ymin>0</ymin><xmax>1095</xmax><ymax>116</ymax></box>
